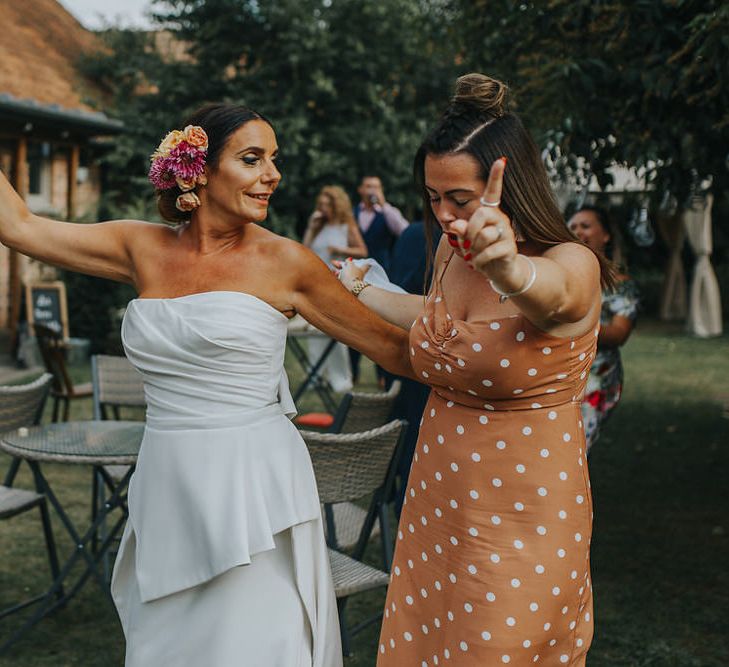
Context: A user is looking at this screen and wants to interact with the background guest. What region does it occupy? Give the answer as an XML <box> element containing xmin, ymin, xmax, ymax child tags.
<box><xmin>351</xmin><ymin>176</ymin><xmax>409</xmax><ymax>385</ymax></box>
<box><xmin>568</xmin><ymin>205</ymin><xmax>640</xmax><ymax>452</ymax></box>
<box><xmin>302</xmin><ymin>185</ymin><xmax>367</xmax><ymax>393</ymax></box>
<box><xmin>302</xmin><ymin>185</ymin><xmax>367</xmax><ymax>266</ymax></box>
<box><xmin>384</xmin><ymin>219</ymin><xmax>441</xmax><ymax>515</ymax></box>
<box><xmin>354</xmin><ymin>175</ymin><xmax>409</xmax><ymax>274</ymax></box>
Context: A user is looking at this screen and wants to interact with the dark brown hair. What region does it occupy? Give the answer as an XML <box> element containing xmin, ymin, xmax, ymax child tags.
<box><xmin>573</xmin><ymin>204</ymin><xmax>625</xmax><ymax>268</ymax></box>
<box><xmin>156</xmin><ymin>103</ymin><xmax>273</xmax><ymax>223</ymax></box>
<box><xmin>416</xmin><ymin>73</ymin><xmax>615</xmax><ymax>288</ymax></box>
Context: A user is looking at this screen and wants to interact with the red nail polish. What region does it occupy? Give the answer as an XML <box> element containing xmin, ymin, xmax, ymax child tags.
<box><xmin>464</xmin><ymin>253</ymin><xmax>472</xmax><ymax>261</ymax></box>
<box><xmin>500</xmin><ymin>156</ymin><xmax>507</xmax><ymax>164</ymax></box>
<box><xmin>463</xmin><ymin>239</ymin><xmax>471</xmax><ymax>250</ymax></box>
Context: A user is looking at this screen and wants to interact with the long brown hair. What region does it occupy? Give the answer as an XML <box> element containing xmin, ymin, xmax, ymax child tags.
<box><xmin>415</xmin><ymin>73</ymin><xmax>615</xmax><ymax>289</ymax></box>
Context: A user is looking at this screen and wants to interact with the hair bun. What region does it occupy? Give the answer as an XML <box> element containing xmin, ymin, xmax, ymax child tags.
<box><xmin>452</xmin><ymin>73</ymin><xmax>508</xmax><ymax>117</ymax></box>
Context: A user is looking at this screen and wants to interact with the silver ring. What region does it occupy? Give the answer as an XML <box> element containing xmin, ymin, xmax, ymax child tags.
<box><xmin>480</xmin><ymin>196</ymin><xmax>501</xmax><ymax>208</ymax></box>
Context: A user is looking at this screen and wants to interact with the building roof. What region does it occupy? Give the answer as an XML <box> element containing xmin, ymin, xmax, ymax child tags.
<box><xmin>0</xmin><ymin>0</ymin><xmax>121</xmax><ymax>133</ymax></box>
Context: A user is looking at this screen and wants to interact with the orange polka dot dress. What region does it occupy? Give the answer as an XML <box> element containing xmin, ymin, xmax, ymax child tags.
<box><xmin>377</xmin><ymin>253</ymin><xmax>597</xmax><ymax>666</ymax></box>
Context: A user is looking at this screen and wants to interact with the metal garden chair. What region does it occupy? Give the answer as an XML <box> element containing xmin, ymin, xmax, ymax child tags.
<box><xmin>90</xmin><ymin>354</ymin><xmax>145</xmax><ymax>570</ymax></box>
<box><xmin>0</xmin><ymin>373</ymin><xmax>61</xmax><ymax>620</ymax></box>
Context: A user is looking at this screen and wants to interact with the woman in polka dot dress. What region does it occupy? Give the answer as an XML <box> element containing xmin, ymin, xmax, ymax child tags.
<box><xmin>339</xmin><ymin>73</ymin><xmax>614</xmax><ymax>666</ymax></box>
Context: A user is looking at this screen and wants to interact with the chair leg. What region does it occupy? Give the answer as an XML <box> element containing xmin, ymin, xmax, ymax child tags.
<box><xmin>3</xmin><ymin>458</ymin><xmax>22</xmax><ymax>487</ymax></box>
<box><xmin>38</xmin><ymin>498</ymin><xmax>63</xmax><ymax>600</ymax></box>
<box><xmin>337</xmin><ymin>597</ymin><xmax>353</xmax><ymax>657</ymax></box>
<box><xmin>51</xmin><ymin>397</ymin><xmax>60</xmax><ymax>423</ymax></box>
<box><xmin>62</xmin><ymin>397</ymin><xmax>71</xmax><ymax>422</ymax></box>
<box><xmin>379</xmin><ymin>501</ymin><xmax>394</xmax><ymax>572</ymax></box>
<box><xmin>323</xmin><ymin>504</ymin><xmax>338</xmax><ymax>549</ymax></box>
<box><xmin>91</xmin><ymin>469</ymin><xmax>100</xmax><ymax>553</ymax></box>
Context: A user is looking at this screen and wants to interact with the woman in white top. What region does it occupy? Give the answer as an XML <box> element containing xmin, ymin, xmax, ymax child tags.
<box><xmin>302</xmin><ymin>185</ymin><xmax>367</xmax><ymax>267</ymax></box>
<box><xmin>0</xmin><ymin>103</ymin><xmax>413</xmax><ymax>667</ymax></box>
<box><xmin>302</xmin><ymin>186</ymin><xmax>368</xmax><ymax>392</ymax></box>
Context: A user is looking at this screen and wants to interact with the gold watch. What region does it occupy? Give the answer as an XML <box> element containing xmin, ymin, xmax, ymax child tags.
<box><xmin>350</xmin><ymin>279</ymin><xmax>372</xmax><ymax>298</ymax></box>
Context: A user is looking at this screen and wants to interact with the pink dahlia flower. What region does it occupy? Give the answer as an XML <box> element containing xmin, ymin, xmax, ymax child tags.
<box><xmin>167</xmin><ymin>141</ymin><xmax>207</xmax><ymax>182</ymax></box>
<box><xmin>148</xmin><ymin>156</ymin><xmax>177</xmax><ymax>190</ymax></box>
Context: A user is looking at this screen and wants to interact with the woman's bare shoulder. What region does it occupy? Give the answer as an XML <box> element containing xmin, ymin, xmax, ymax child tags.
<box><xmin>543</xmin><ymin>241</ymin><xmax>599</xmax><ymax>273</ymax></box>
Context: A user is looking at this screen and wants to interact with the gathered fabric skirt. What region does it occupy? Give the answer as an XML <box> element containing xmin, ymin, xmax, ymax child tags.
<box><xmin>112</xmin><ymin>522</ymin><xmax>342</xmax><ymax>667</ymax></box>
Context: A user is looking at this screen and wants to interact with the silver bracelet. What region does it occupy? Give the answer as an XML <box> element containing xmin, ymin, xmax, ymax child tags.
<box><xmin>489</xmin><ymin>255</ymin><xmax>537</xmax><ymax>303</ymax></box>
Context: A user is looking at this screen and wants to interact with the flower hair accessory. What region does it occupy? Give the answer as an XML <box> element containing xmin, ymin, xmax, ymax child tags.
<box><xmin>148</xmin><ymin>125</ymin><xmax>208</xmax><ymax>212</ymax></box>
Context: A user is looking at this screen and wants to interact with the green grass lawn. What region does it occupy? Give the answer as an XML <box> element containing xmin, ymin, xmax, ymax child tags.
<box><xmin>1</xmin><ymin>321</ymin><xmax>728</xmax><ymax>666</ymax></box>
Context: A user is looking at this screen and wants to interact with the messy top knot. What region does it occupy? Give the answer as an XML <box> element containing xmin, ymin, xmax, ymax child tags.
<box><xmin>451</xmin><ymin>73</ymin><xmax>508</xmax><ymax>118</ymax></box>
<box><xmin>415</xmin><ymin>72</ymin><xmax>616</xmax><ymax>290</ymax></box>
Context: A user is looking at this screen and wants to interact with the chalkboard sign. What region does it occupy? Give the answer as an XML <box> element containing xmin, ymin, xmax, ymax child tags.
<box><xmin>25</xmin><ymin>281</ymin><xmax>69</xmax><ymax>340</ymax></box>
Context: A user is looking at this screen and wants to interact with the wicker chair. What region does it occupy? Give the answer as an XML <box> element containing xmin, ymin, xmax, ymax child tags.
<box><xmin>300</xmin><ymin>419</ymin><xmax>406</xmax><ymax>655</ymax></box>
<box><xmin>90</xmin><ymin>355</ymin><xmax>146</xmax><ymax>564</ymax></box>
<box><xmin>323</xmin><ymin>380</ymin><xmax>402</xmax><ymax>560</ymax></box>
<box><xmin>33</xmin><ymin>323</ymin><xmax>92</xmax><ymax>422</ymax></box>
<box><xmin>91</xmin><ymin>354</ymin><xmax>146</xmax><ymax>422</ymax></box>
<box><xmin>0</xmin><ymin>373</ymin><xmax>62</xmax><ymax>620</ymax></box>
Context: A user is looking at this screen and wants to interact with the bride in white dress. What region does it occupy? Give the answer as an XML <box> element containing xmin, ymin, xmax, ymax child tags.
<box><xmin>0</xmin><ymin>103</ymin><xmax>414</xmax><ymax>666</ymax></box>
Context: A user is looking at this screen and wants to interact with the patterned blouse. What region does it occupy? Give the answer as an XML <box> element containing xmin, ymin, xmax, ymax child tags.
<box><xmin>582</xmin><ymin>278</ymin><xmax>640</xmax><ymax>452</ymax></box>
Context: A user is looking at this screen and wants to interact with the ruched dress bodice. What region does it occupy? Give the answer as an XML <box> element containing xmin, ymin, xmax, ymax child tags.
<box><xmin>119</xmin><ymin>291</ymin><xmax>320</xmax><ymax>603</ymax></box>
<box><xmin>123</xmin><ymin>291</ymin><xmax>296</xmax><ymax>426</ymax></box>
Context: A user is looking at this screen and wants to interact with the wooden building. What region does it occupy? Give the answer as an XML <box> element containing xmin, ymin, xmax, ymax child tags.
<box><xmin>0</xmin><ymin>0</ymin><xmax>123</xmax><ymax>347</ymax></box>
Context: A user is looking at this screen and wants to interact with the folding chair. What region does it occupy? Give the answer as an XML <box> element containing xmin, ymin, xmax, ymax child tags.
<box><xmin>300</xmin><ymin>420</ymin><xmax>406</xmax><ymax>655</ymax></box>
<box><xmin>90</xmin><ymin>355</ymin><xmax>145</xmax><ymax>572</ymax></box>
<box><xmin>0</xmin><ymin>373</ymin><xmax>61</xmax><ymax>619</ymax></box>
<box><xmin>33</xmin><ymin>324</ymin><xmax>92</xmax><ymax>422</ymax></box>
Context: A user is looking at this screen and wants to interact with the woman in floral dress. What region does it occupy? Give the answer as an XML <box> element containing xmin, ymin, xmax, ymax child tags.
<box><xmin>568</xmin><ymin>206</ymin><xmax>639</xmax><ymax>452</ymax></box>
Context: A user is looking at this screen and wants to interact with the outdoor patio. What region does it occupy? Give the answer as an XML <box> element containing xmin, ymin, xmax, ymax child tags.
<box><xmin>1</xmin><ymin>321</ymin><xmax>727</xmax><ymax>666</ymax></box>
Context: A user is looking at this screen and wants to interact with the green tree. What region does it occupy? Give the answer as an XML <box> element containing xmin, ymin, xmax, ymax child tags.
<box><xmin>83</xmin><ymin>0</ymin><xmax>461</xmax><ymax>235</ymax></box>
<box><xmin>458</xmin><ymin>0</ymin><xmax>729</xmax><ymax>208</ymax></box>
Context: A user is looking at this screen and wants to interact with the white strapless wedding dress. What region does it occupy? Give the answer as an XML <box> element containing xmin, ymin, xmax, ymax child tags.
<box><xmin>110</xmin><ymin>291</ymin><xmax>342</xmax><ymax>667</ymax></box>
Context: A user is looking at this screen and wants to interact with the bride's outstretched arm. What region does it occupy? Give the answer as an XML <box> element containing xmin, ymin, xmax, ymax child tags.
<box><xmin>288</xmin><ymin>244</ymin><xmax>416</xmax><ymax>380</ymax></box>
<box><xmin>0</xmin><ymin>169</ymin><xmax>144</xmax><ymax>283</ymax></box>
<box><xmin>336</xmin><ymin>261</ymin><xmax>424</xmax><ymax>331</ymax></box>
<box><xmin>334</xmin><ymin>236</ymin><xmax>450</xmax><ymax>330</ymax></box>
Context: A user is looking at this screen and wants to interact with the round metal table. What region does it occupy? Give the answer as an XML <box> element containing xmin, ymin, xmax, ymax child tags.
<box><xmin>0</xmin><ymin>421</ymin><xmax>144</xmax><ymax>655</ymax></box>
<box><xmin>1</xmin><ymin>421</ymin><xmax>143</xmax><ymax>465</ymax></box>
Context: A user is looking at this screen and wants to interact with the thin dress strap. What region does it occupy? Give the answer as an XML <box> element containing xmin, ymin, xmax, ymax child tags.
<box><xmin>435</xmin><ymin>250</ymin><xmax>457</xmax><ymax>291</ymax></box>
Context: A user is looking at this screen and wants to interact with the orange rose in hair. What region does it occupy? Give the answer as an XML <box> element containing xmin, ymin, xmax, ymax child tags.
<box><xmin>184</xmin><ymin>125</ymin><xmax>209</xmax><ymax>150</ymax></box>
<box><xmin>152</xmin><ymin>129</ymin><xmax>185</xmax><ymax>160</ymax></box>
<box><xmin>175</xmin><ymin>191</ymin><xmax>201</xmax><ymax>212</ymax></box>
<box><xmin>176</xmin><ymin>176</ymin><xmax>197</xmax><ymax>192</ymax></box>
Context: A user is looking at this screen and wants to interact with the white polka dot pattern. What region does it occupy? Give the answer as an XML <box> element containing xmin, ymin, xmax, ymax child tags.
<box><xmin>377</xmin><ymin>253</ymin><xmax>596</xmax><ymax>666</ymax></box>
